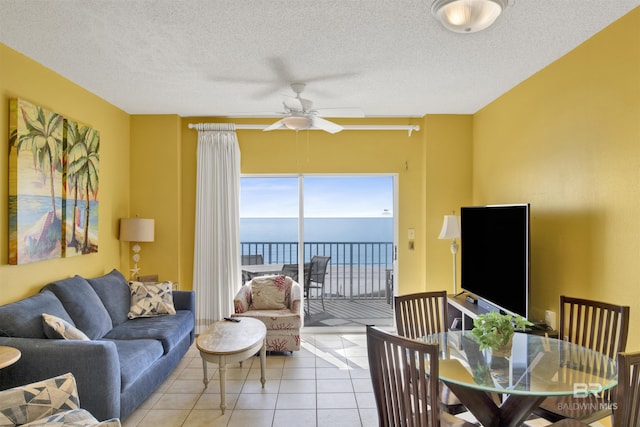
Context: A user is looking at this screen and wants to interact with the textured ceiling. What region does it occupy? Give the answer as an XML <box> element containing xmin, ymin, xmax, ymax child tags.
<box><xmin>1</xmin><ymin>1</ymin><xmax>638</xmax><ymax>117</ymax></box>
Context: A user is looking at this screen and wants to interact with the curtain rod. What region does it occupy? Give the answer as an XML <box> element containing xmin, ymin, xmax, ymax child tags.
<box><xmin>188</xmin><ymin>123</ymin><xmax>420</xmax><ymax>136</ymax></box>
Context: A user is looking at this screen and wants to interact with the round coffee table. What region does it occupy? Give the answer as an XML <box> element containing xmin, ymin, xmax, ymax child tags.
<box><xmin>196</xmin><ymin>317</ymin><xmax>266</xmax><ymax>414</ymax></box>
<box><xmin>0</xmin><ymin>346</ymin><xmax>21</xmax><ymax>369</ymax></box>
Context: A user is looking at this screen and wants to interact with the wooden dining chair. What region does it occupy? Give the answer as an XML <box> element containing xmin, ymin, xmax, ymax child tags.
<box><xmin>366</xmin><ymin>325</ymin><xmax>475</xmax><ymax>427</ymax></box>
<box><xmin>549</xmin><ymin>351</ymin><xmax>640</xmax><ymax>427</ymax></box>
<box><xmin>534</xmin><ymin>295</ymin><xmax>630</xmax><ymax>424</ymax></box>
<box><xmin>395</xmin><ymin>291</ymin><xmax>465</xmax><ymax>415</ymax></box>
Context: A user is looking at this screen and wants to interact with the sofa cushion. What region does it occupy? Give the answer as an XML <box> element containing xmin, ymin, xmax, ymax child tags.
<box><xmin>103</xmin><ymin>310</ymin><xmax>194</xmax><ymax>354</ymax></box>
<box><xmin>0</xmin><ymin>290</ymin><xmax>74</xmax><ymax>338</ymax></box>
<box><xmin>128</xmin><ymin>281</ymin><xmax>176</xmax><ymax>319</ymax></box>
<box><xmin>42</xmin><ymin>276</ymin><xmax>113</xmax><ymax>340</ymax></box>
<box><xmin>250</xmin><ymin>275</ymin><xmax>289</xmax><ymax>310</ymax></box>
<box><xmin>101</xmin><ymin>338</ymin><xmax>164</xmax><ymax>390</ymax></box>
<box><xmin>42</xmin><ymin>313</ymin><xmax>90</xmax><ymax>340</ymax></box>
<box><xmin>87</xmin><ymin>269</ymin><xmax>131</xmax><ymax>327</ymax></box>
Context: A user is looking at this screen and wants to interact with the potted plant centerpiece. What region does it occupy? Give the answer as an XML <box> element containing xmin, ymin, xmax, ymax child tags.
<box><xmin>471</xmin><ymin>311</ymin><xmax>533</xmax><ymax>357</ymax></box>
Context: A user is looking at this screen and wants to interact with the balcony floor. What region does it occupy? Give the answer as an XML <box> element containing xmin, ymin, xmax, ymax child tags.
<box><xmin>303</xmin><ymin>298</ymin><xmax>394</xmax><ymax>328</ymax></box>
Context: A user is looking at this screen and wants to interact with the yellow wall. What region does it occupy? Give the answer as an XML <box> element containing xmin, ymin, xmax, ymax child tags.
<box><xmin>129</xmin><ymin>115</ymin><xmax>182</xmax><ymax>284</ymax></box>
<box><xmin>473</xmin><ymin>8</ymin><xmax>640</xmax><ymax>347</ymax></box>
<box><xmin>0</xmin><ymin>43</ymin><xmax>131</xmax><ymax>304</ymax></box>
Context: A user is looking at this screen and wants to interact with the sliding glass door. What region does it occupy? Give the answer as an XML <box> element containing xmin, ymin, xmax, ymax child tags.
<box><xmin>240</xmin><ymin>175</ymin><xmax>396</xmax><ymax>330</ymax></box>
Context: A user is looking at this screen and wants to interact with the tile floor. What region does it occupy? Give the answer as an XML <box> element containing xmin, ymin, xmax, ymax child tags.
<box><xmin>121</xmin><ymin>330</ymin><xmax>611</xmax><ymax>427</ymax></box>
<box><xmin>122</xmin><ymin>332</ymin><xmax>378</xmax><ymax>427</ymax></box>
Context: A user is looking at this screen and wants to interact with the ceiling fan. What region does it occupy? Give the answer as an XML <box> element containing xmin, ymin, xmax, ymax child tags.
<box><xmin>263</xmin><ymin>83</ymin><xmax>364</xmax><ymax>134</ymax></box>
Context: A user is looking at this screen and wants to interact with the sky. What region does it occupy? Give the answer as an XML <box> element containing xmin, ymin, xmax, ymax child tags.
<box><xmin>240</xmin><ymin>176</ymin><xmax>394</xmax><ymax>218</ymax></box>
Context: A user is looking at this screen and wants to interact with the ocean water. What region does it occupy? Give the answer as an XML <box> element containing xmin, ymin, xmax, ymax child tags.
<box><xmin>240</xmin><ymin>217</ymin><xmax>393</xmax><ymax>242</ymax></box>
<box><xmin>240</xmin><ymin>217</ymin><xmax>394</xmax><ymax>265</ymax></box>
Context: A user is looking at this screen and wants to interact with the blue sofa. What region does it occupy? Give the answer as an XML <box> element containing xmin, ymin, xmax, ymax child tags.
<box><xmin>0</xmin><ymin>269</ymin><xmax>195</xmax><ymax>421</ymax></box>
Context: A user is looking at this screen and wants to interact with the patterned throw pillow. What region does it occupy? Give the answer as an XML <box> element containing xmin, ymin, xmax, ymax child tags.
<box><xmin>41</xmin><ymin>313</ymin><xmax>90</xmax><ymax>341</ymax></box>
<box><xmin>250</xmin><ymin>275</ymin><xmax>289</xmax><ymax>310</ymax></box>
<box><xmin>128</xmin><ymin>281</ymin><xmax>176</xmax><ymax>319</ymax></box>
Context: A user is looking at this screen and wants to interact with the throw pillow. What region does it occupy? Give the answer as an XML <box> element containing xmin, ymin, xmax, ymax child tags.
<box><xmin>128</xmin><ymin>281</ymin><xmax>176</xmax><ymax>319</ymax></box>
<box><xmin>42</xmin><ymin>313</ymin><xmax>90</xmax><ymax>341</ymax></box>
<box><xmin>250</xmin><ymin>275</ymin><xmax>288</xmax><ymax>310</ymax></box>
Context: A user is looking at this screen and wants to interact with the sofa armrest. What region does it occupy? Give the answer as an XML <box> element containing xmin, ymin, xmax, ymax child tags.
<box><xmin>0</xmin><ymin>337</ymin><xmax>121</xmax><ymax>421</ymax></box>
<box><xmin>172</xmin><ymin>290</ymin><xmax>196</xmax><ymax>344</ymax></box>
<box><xmin>0</xmin><ymin>372</ymin><xmax>79</xmax><ymax>425</ymax></box>
<box><xmin>290</xmin><ymin>281</ymin><xmax>302</xmax><ymax>314</ymax></box>
<box><xmin>234</xmin><ymin>285</ymin><xmax>251</xmax><ymax>313</ymax></box>
<box><xmin>173</xmin><ymin>290</ymin><xmax>195</xmax><ymax>312</ymax></box>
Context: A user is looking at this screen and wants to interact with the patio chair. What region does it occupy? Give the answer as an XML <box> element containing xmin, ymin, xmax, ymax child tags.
<box><xmin>305</xmin><ymin>256</ymin><xmax>330</xmax><ymax>314</ymax></box>
<box><xmin>366</xmin><ymin>325</ymin><xmax>475</xmax><ymax>427</ymax></box>
<box><xmin>394</xmin><ymin>291</ymin><xmax>465</xmax><ymax>415</ymax></box>
<box><xmin>241</xmin><ymin>254</ymin><xmax>264</xmax><ymax>283</ymax></box>
<box><xmin>534</xmin><ymin>295</ymin><xmax>630</xmax><ymax>424</ymax></box>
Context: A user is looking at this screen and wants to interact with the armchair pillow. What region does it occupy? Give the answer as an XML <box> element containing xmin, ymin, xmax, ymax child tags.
<box><xmin>250</xmin><ymin>275</ymin><xmax>290</xmax><ymax>310</ymax></box>
<box><xmin>128</xmin><ymin>281</ymin><xmax>176</xmax><ymax>319</ymax></box>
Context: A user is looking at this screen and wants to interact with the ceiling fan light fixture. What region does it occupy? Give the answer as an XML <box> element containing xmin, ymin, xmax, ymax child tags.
<box><xmin>432</xmin><ymin>0</ymin><xmax>508</xmax><ymax>33</ymax></box>
<box><xmin>282</xmin><ymin>115</ymin><xmax>312</xmax><ymax>131</ymax></box>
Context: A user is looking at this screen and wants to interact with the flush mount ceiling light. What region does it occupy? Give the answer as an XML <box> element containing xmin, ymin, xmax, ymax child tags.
<box><xmin>282</xmin><ymin>115</ymin><xmax>312</xmax><ymax>131</ymax></box>
<box><xmin>432</xmin><ymin>0</ymin><xmax>508</xmax><ymax>33</ymax></box>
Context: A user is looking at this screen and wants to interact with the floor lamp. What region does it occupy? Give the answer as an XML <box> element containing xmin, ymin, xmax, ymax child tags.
<box><xmin>119</xmin><ymin>217</ymin><xmax>155</xmax><ymax>279</ymax></box>
<box><xmin>438</xmin><ymin>214</ymin><xmax>461</xmax><ymax>296</ymax></box>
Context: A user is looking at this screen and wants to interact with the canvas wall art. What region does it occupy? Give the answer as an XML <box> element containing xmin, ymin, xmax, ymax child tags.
<box><xmin>9</xmin><ymin>98</ymin><xmax>100</xmax><ymax>265</ymax></box>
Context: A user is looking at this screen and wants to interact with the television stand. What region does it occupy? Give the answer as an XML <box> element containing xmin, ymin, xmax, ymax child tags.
<box><xmin>447</xmin><ymin>294</ymin><xmax>558</xmax><ymax>337</ymax></box>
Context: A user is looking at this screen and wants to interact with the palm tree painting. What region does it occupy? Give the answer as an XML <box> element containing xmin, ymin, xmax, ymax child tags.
<box><xmin>63</xmin><ymin>119</ymin><xmax>100</xmax><ymax>257</ymax></box>
<box><xmin>8</xmin><ymin>98</ymin><xmax>100</xmax><ymax>264</ymax></box>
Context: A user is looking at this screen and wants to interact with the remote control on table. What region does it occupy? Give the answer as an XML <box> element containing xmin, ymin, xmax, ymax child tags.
<box><xmin>224</xmin><ymin>317</ymin><xmax>240</xmax><ymax>322</ymax></box>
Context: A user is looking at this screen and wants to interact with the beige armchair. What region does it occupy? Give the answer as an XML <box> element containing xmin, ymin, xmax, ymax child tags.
<box><xmin>0</xmin><ymin>372</ymin><xmax>121</xmax><ymax>426</ymax></box>
<box><xmin>232</xmin><ymin>275</ymin><xmax>302</xmax><ymax>352</ymax></box>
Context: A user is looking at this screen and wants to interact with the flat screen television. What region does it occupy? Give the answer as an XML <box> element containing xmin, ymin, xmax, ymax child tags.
<box><xmin>460</xmin><ymin>204</ymin><xmax>530</xmax><ymax>318</ymax></box>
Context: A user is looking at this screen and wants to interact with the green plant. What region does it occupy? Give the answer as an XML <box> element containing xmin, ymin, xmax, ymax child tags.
<box><xmin>471</xmin><ymin>311</ymin><xmax>533</xmax><ymax>351</ymax></box>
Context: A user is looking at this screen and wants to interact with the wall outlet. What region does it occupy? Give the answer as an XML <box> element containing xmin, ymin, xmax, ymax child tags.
<box><xmin>545</xmin><ymin>310</ymin><xmax>557</xmax><ymax>331</ymax></box>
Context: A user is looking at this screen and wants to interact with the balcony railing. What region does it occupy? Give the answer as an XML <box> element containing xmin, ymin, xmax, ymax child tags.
<box><xmin>241</xmin><ymin>241</ymin><xmax>394</xmax><ymax>301</ymax></box>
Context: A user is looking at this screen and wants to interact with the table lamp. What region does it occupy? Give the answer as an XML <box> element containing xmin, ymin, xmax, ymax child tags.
<box><xmin>438</xmin><ymin>213</ymin><xmax>461</xmax><ymax>295</ymax></box>
<box><xmin>119</xmin><ymin>217</ymin><xmax>155</xmax><ymax>278</ymax></box>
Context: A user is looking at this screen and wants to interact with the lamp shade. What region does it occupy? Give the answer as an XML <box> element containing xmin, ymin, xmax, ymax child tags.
<box><xmin>438</xmin><ymin>215</ymin><xmax>461</xmax><ymax>239</ymax></box>
<box><xmin>432</xmin><ymin>0</ymin><xmax>507</xmax><ymax>33</ymax></box>
<box><xmin>120</xmin><ymin>218</ymin><xmax>155</xmax><ymax>242</ymax></box>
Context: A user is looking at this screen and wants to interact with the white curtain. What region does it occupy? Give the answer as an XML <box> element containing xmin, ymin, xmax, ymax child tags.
<box><xmin>192</xmin><ymin>123</ymin><xmax>241</xmax><ymax>333</ymax></box>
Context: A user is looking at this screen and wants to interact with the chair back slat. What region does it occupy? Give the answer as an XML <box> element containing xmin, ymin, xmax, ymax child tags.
<box><xmin>614</xmin><ymin>351</ymin><xmax>640</xmax><ymax>427</ymax></box>
<box><xmin>394</xmin><ymin>291</ymin><xmax>448</xmax><ymax>340</ymax></box>
<box><xmin>367</xmin><ymin>325</ymin><xmax>440</xmax><ymax>427</ymax></box>
<box><xmin>559</xmin><ymin>296</ymin><xmax>630</xmax><ymax>359</ymax></box>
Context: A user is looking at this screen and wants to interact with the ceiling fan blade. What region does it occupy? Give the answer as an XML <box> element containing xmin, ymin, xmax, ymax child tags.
<box><xmin>263</xmin><ymin>119</ymin><xmax>286</xmax><ymax>132</ymax></box>
<box><xmin>283</xmin><ymin>96</ymin><xmax>304</xmax><ymax>112</ymax></box>
<box><xmin>311</xmin><ymin>117</ymin><xmax>343</xmax><ymax>134</ymax></box>
<box><xmin>313</xmin><ymin>107</ymin><xmax>365</xmax><ymax>118</ymax></box>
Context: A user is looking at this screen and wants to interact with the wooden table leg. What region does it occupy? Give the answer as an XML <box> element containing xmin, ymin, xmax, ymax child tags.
<box><xmin>260</xmin><ymin>339</ymin><xmax>266</xmax><ymax>388</ymax></box>
<box><xmin>219</xmin><ymin>355</ymin><xmax>227</xmax><ymax>414</ymax></box>
<box><xmin>201</xmin><ymin>358</ymin><xmax>209</xmax><ymax>388</ymax></box>
<box><xmin>444</xmin><ymin>380</ymin><xmax>547</xmax><ymax>427</ymax></box>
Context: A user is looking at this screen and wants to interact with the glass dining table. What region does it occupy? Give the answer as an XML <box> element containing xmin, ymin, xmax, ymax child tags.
<box><xmin>422</xmin><ymin>331</ymin><xmax>617</xmax><ymax>427</ymax></box>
